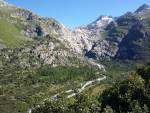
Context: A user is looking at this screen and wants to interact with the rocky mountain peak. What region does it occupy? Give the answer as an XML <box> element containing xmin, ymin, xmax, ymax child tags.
<box><xmin>87</xmin><ymin>16</ymin><xmax>113</xmax><ymax>30</ymax></box>
<box><xmin>135</xmin><ymin>4</ymin><xmax>150</xmax><ymax>13</ymax></box>
<box><xmin>96</xmin><ymin>16</ymin><xmax>113</xmax><ymax>21</ymax></box>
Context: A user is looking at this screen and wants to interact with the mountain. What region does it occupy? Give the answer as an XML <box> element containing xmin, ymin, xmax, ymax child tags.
<box><xmin>56</xmin><ymin>15</ymin><xmax>117</xmax><ymax>61</ymax></box>
<box><xmin>0</xmin><ymin>1</ymin><xmax>150</xmax><ymax>113</ymax></box>
<box><xmin>56</xmin><ymin>4</ymin><xmax>150</xmax><ymax>63</ymax></box>
<box><xmin>87</xmin><ymin>16</ymin><xmax>113</xmax><ymax>30</ymax></box>
<box><xmin>0</xmin><ymin>0</ymin><xmax>93</xmax><ymax>68</ymax></box>
<box><xmin>114</xmin><ymin>4</ymin><xmax>150</xmax><ymax>63</ymax></box>
<box><xmin>135</xmin><ymin>3</ymin><xmax>150</xmax><ymax>13</ymax></box>
<box><xmin>1</xmin><ymin>1</ymin><xmax>149</xmax><ymax>63</ymax></box>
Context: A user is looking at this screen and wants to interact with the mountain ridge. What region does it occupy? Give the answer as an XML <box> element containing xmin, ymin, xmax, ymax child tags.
<box><xmin>135</xmin><ymin>3</ymin><xmax>150</xmax><ymax>13</ymax></box>
<box><xmin>0</xmin><ymin>2</ymin><xmax>150</xmax><ymax>63</ymax></box>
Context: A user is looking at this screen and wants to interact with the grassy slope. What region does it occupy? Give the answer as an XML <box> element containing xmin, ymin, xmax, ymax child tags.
<box><xmin>0</xmin><ymin>20</ymin><xmax>31</xmax><ymax>48</ymax></box>
<box><xmin>0</xmin><ymin>5</ymin><xmax>32</xmax><ymax>48</ymax></box>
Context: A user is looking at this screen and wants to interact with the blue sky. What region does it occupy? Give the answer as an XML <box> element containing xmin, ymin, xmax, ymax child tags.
<box><xmin>6</xmin><ymin>0</ymin><xmax>150</xmax><ymax>27</ymax></box>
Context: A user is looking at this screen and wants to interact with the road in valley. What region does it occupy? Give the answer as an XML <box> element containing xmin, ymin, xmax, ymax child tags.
<box><xmin>28</xmin><ymin>62</ymin><xmax>106</xmax><ymax>113</ymax></box>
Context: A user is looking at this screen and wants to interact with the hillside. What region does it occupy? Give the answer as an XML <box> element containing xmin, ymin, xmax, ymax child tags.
<box><xmin>0</xmin><ymin>1</ymin><xmax>150</xmax><ymax>113</ymax></box>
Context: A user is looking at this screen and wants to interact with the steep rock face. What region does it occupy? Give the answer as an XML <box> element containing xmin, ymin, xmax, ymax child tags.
<box><xmin>32</xmin><ymin>36</ymin><xmax>82</xmax><ymax>67</ymax></box>
<box><xmin>116</xmin><ymin>21</ymin><xmax>150</xmax><ymax>62</ymax></box>
<box><xmin>85</xmin><ymin>40</ymin><xmax>118</xmax><ymax>60</ymax></box>
<box><xmin>113</xmin><ymin>9</ymin><xmax>150</xmax><ymax>63</ymax></box>
<box><xmin>57</xmin><ymin>16</ymin><xmax>114</xmax><ymax>60</ymax></box>
<box><xmin>58</xmin><ymin>25</ymin><xmax>94</xmax><ymax>54</ymax></box>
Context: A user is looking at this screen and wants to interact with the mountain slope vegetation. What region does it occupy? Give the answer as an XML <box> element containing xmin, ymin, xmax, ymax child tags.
<box><xmin>0</xmin><ymin>19</ymin><xmax>31</xmax><ymax>48</ymax></box>
<box><xmin>32</xmin><ymin>63</ymin><xmax>150</xmax><ymax>113</ymax></box>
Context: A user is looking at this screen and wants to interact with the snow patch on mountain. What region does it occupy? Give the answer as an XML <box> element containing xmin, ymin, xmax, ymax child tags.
<box><xmin>87</xmin><ymin>16</ymin><xmax>114</xmax><ymax>30</ymax></box>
